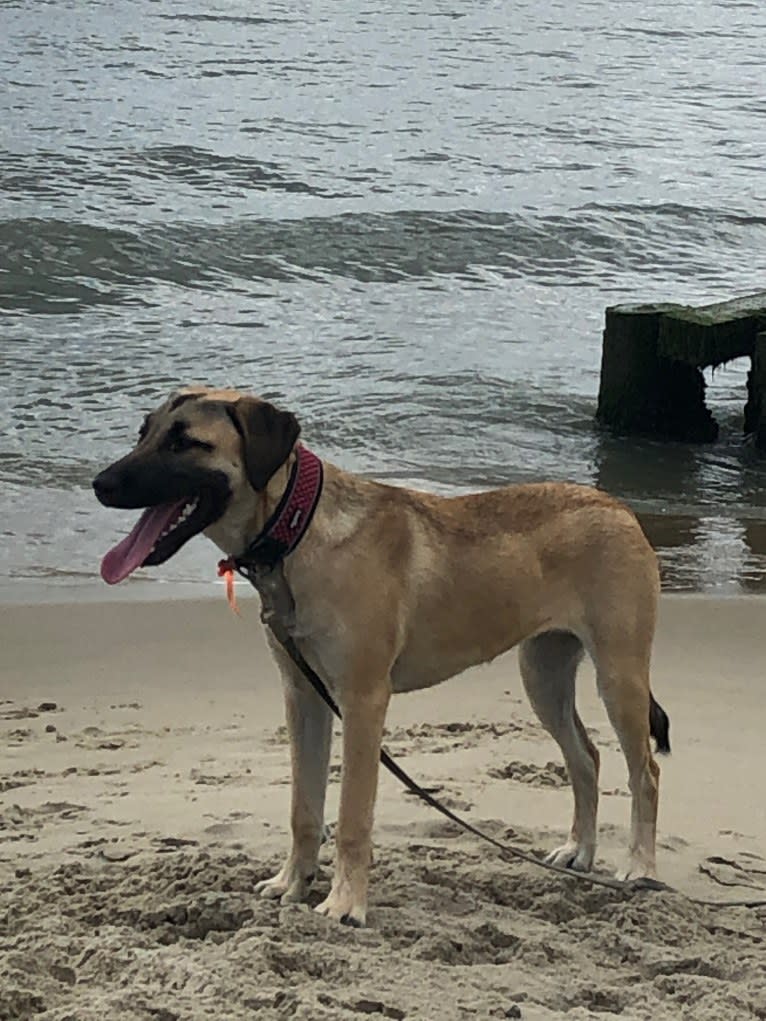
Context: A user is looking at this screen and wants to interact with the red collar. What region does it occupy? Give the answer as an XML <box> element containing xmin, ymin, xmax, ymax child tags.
<box><xmin>219</xmin><ymin>444</ymin><xmax>323</xmax><ymax>580</ymax></box>
<box><xmin>237</xmin><ymin>444</ymin><xmax>323</xmax><ymax>569</ymax></box>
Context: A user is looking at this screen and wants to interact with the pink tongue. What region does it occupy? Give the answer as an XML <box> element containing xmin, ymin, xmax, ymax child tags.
<box><xmin>101</xmin><ymin>500</ymin><xmax>187</xmax><ymax>584</ymax></box>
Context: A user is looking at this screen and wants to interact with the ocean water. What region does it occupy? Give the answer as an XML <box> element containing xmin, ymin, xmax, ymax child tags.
<box><xmin>2</xmin><ymin>0</ymin><xmax>766</xmax><ymax>601</ymax></box>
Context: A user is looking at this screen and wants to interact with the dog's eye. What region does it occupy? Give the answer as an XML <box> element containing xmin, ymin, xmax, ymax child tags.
<box><xmin>168</xmin><ymin>433</ymin><xmax>213</xmax><ymax>454</ymax></box>
<box><xmin>168</xmin><ymin>433</ymin><xmax>194</xmax><ymax>453</ymax></box>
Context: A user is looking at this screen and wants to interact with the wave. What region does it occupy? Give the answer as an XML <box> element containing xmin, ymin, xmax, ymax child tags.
<box><xmin>0</xmin><ymin>202</ymin><xmax>756</xmax><ymax>314</ymax></box>
<box><xmin>0</xmin><ymin>145</ymin><xmax>328</xmax><ymax>202</ymax></box>
<box><xmin>155</xmin><ymin>13</ymin><xmax>295</xmax><ymax>25</ymax></box>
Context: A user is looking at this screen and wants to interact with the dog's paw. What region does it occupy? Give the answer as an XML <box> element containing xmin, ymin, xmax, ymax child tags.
<box><xmin>616</xmin><ymin>858</ymin><xmax>657</xmax><ymax>884</ymax></box>
<box><xmin>255</xmin><ymin>861</ymin><xmax>315</xmax><ymax>904</ymax></box>
<box><xmin>545</xmin><ymin>840</ymin><xmax>595</xmax><ymax>872</ymax></box>
<box><xmin>314</xmin><ymin>884</ymin><xmax>367</xmax><ymax>927</ymax></box>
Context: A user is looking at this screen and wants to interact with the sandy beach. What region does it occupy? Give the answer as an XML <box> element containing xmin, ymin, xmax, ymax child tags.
<box><xmin>1</xmin><ymin>592</ymin><xmax>765</xmax><ymax>1020</ymax></box>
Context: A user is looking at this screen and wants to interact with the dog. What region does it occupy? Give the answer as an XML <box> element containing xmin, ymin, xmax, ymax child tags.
<box><xmin>93</xmin><ymin>386</ymin><xmax>670</xmax><ymax>926</ymax></box>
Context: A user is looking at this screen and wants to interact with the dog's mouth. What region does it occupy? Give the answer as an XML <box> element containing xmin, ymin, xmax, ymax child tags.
<box><xmin>101</xmin><ymin>493</ymin><xmax>217</xmax><ymax>584</ymax></box>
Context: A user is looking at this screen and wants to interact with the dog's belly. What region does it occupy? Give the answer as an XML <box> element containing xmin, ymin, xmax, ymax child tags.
<box><xmin>390</xmin><ymin>617</ymin><xmax>533</xmax><ymax>694</ymax></box>
<box><xmin>390</xmin><ymin>645</ymin><xmax>497</xmax><ymax>693</ymax></box>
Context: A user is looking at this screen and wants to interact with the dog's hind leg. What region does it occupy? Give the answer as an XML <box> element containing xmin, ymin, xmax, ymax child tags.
<box><xmin>519</xmin><ymin>631</ymin><xmax>599</xmax><ymax>871</ymax></box>
<box><xmin>594</xmin><ymin>650</ymin><xmax>660</xmax><ymax>882</ymax></box>
<box><xmin>255</xmin><ymin>638</ymin><xmax>333</xmax><ymax>904</ymax></box>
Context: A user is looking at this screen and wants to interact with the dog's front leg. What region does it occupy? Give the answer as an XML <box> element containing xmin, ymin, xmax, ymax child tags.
<box><xmin>315</xmin><ymin>682</ymin><xmax>391</xmax><ymax>927</ymax></box>
<box><xmin>256</xmin><ymin>644</ymin><xmax>333</xmax><ymax>904</ymax></box>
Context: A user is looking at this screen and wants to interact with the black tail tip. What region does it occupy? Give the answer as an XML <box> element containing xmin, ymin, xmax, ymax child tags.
<box><xmin>649</xmin><ymin>694</ymin><xmax>671</xmax><ymax>755</ymax></box>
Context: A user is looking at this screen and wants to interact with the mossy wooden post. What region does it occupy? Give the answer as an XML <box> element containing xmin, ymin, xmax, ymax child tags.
<box><xmin>597</xmin><ymin>293</ymin><xmax>766</xmax><ymax>449</ymax></box>
<box><xmin>597</xmin><ymin>305</ymin><xmax>660</xmax><ymax>434</ymax></box>
<box><xmin>596</xmin><ymin>303</ymin><xmax>717</xmax><ymax>441</ymax></box>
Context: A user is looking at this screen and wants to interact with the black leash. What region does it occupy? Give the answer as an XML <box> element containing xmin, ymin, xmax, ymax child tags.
<box><xmin>232</xmin><ymin>560</ymin><xmax>766</xmax><ymax>910</ymax></box>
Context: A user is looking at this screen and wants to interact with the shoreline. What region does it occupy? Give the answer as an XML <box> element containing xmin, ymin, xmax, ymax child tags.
<box><xmin>2</xmin><ymin>578</ymin><xmax>766</xmax><ymax>607</ymax></box>
<box><xmin>5</xmin><ymin>482</ymin><xmax>766</xmax><ymax>605</ymax></box>
<box><xmin>4</xmin><ymin>503</ymin><xmax>766</xmax><ymax>604</ymax></box>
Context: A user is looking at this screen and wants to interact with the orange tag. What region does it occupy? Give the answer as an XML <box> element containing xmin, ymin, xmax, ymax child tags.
<box><xmin>217</xmin><ymin>559</ymin><xmax>240</xmax><ymax>616</ymax></box>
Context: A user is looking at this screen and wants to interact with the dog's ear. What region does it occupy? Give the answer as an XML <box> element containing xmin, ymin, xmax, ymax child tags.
<box><xmin>226</xmin><ymin>398</ymin><xmax>301</xmax><ymax>491</ymax></box>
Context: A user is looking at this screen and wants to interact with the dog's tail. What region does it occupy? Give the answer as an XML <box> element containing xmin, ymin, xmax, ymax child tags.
<box><xmin>649</xmin><ymin>694</ymin><xmax>671</xmax><ymax>754</ymax></box>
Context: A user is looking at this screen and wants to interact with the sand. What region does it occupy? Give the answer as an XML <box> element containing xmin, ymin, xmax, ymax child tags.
<box><xmin>1</xmin><ymin>592</ymin><xmax>765</xmax><ymax>1020</ymax></box>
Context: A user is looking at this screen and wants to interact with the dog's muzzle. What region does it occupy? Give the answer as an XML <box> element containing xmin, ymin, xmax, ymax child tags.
<box><xmin>93</xmin><ymin>454</ymin><xmax>231</xmax><ymax>582</ymax></box>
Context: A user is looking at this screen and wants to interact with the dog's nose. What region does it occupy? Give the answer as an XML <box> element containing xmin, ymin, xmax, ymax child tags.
<box><xmin>93</xmin><ymin>470</ymin><xmax>120</xmax><ymax>506</ymax></box>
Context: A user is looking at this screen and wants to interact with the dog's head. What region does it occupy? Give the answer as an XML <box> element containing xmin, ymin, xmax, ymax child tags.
<box><xmin>93</xmin><ymin>387</ymin><xmax>300</xmax><ymax>583</ymax></box>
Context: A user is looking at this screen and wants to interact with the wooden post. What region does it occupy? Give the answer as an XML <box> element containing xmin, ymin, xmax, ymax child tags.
<box><xmin>596</xmin><ymin>305</ymin><xmax>662</xmax><ymax>434</ymax></box>
<box><xmin>596</xmin><ymin>304</ymin><xmax>717</xmax><ymax>441</ymax></box>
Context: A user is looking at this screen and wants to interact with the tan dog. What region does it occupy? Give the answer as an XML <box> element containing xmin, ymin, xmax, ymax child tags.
<box><xmin>93</xmin><ymin>386</ymin><xmax>670</xmax><ymax>926</ymax></box>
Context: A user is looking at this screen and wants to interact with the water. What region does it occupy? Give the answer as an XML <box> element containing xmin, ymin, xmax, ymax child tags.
<box><xmin>2</xmin><ymin>0</ymin><xmax>766</xmax><ymax>601</ymax></box>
